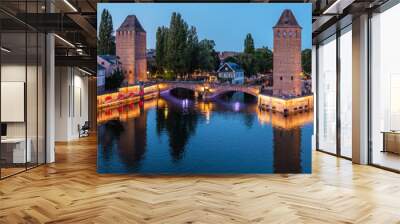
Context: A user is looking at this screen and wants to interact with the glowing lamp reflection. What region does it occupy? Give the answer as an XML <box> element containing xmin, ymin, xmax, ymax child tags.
<box><xmin>164</xmin><ymin>107</ymin><xmax>168</xmax><ymax>118</ymax></box>
<box><xmin>182</xmin><ymin>99</ymin><xmax>189</xmax><ymax>108</ymax></box>
<box><xmin>234</xmin><ymin>102</ymin><xmax>240</xmax><ymax>111</ymax></box>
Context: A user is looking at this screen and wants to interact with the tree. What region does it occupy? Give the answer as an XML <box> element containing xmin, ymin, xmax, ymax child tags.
<box><xmin>238</xmin><ymin>53</ymin><xmax>256</xmax><ymax>77</ymax></box>
<box><xmin>105</xmin><ymin>69</ymin><xmax>124</xmax><ymax>91</ymax></box>
<box><xmin>244</xmin><ymin>33</ymin><xmax>255</xmax><ymax>54</ymax></box>
<box><xmin>166</xmin><ymin>12</ymin><xmax>188</xmax><ymax>78</ymax></box>
<box><xmin>155</xmin><ymin>26</ymin><xmax>168</xmax><ymax>72</ymax></box>
<box><xmin>147</xmin><ymin>58</ymin><xmax>157</xmax><ymax>78</ymax></box>
<box><xmin>198</xmin><ymin>39</ymin><xmax>219</xmax><ymax>72</ymax></box>
<box><xmin>155</xmin><ymin>12</ymin><xmax>219</xmax><ymax>79</ymax></box>
<box><xmin>98</xmin><ymin>9</ymin><xmax>115</xmax><ymax>55</ymax></box>
<box><xmin>301</xmin><ymin>48</ymin><xmax>312</xmax><ymax>74</ymax></box>
<box><xmin>224</xmin><ymin>56</ymin><xmax>239</xmax><ymax>64</ymax></box>
<box><xmin>185</xmin><ymin>26</ymin><xmax>199</xmax><ymax>77</ymax></box>
<box><xmin>254</xmin><ymin>47</ymin><xmax>273</xmax><ymax>74</ymax></box>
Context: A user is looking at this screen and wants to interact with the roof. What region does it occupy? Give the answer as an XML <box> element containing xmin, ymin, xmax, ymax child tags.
<box><xmin>218</xmin><ymin>51</ymin><xmax>240</xmax><ymax>60</ymax></box>
<box><xmin>274</xmin><ymin>9</ymin><xmax>301</xmax><ymax>29</ymax></box>
<box><xmin>98</xmin><ymin>55</ymin><xmax>118</xmax><ymax>64</ymax></box>
<box><xmin>117</xmin><ymin>15</ymin><xmax>146</xmax><ymax>33</ymax></box>
<box><xmin>218</xmin><ymin>62</ymin><xmax>244</xmax><ymax>73</ymax></box>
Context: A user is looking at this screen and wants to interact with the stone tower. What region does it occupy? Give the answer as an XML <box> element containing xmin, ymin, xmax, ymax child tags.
<box><xmin>116</xmin><ymin>15</ymin><xmax>147</xmax><ymax>85</ymax></box>
<box><xmin>273</xmin><ymin>9</ymin><xmax>302</xmax><ymax>97</ymax></box>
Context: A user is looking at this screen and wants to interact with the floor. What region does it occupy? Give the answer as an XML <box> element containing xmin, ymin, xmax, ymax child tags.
<box><xmin>0</xmin><ymin>167</ymin><xmax>25</xmax><ymax>178</ymax></box>
<box><xmin>0</xmin><ymin>136</ymin><xmax>400</xmax><ymax>223</ymax></box>
<box><xmin>373</xmin><ymin>151</ymin><xmax>400</xmax><ymax>171</ymax></box>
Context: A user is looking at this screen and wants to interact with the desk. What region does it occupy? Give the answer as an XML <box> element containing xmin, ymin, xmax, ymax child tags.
<box><xmin>382</xmin><ymin>131</ymin><xmax>400</xmax><ymax>154</ymax></box>
<box><xmin>1</xmin><ymin>138</ymin><xmax>31</xmax><ymax>163</ymax></box>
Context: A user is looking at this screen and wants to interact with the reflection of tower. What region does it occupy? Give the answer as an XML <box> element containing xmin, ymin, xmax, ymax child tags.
<box><xmin>117</xmin><ymin>111</ymin><xmax>147</xmax><ymax>166</ymax></box>
<box><xmin>134</xmin><ymin>111</ymin><xmax>147</xmax><ymax>159</ymax></box>
<box><xmin>272</xmin><ymin>9</ymin><xmax>302</xmax><ymax>97</ymax></box>
<box><xmin>116</xmin><ymin>15</ymin><xmax>147</xmax><ymax>84</ymax></box>
<box><xmin>273</xmin><ymin>127</ymin><xmax>301</xmax><ymax>173</ymax></box>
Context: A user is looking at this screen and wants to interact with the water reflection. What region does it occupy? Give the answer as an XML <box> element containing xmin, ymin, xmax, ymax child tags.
<box><xmin>155</xmin><ymin>100</ymin><xmax>199</xmax><ymax>161</ymax></box>
<box><xmin>97</xmin><ymin>92</ymin><xmax>313</xmax><ymax>174</ymax></box>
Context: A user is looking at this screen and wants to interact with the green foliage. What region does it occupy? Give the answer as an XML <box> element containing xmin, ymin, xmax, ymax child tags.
<box><xmin>301</xmin><ymin>48</ymin><xmax>312</xmax><ymax>74</ymax></box>
<box><xmin>163</xmin><ymin>70</ymin><xmax>175</xmax><ymax>80</ymax></box>
<box><xmin>105</xmin><ymin>69</ymin><xmax>124</xmax><ymax>91</ymax></box>
<box><xmin>244</xmin><ymin>33</ymin><xmax>255</xmax><ymax>54</ymax></box>
<box><xmin>147</xmin><ymin>59</ymin><xmax>157</xmax><ymax>77</ymax></box>
<box><xmin>227</xmin><ymin>35</ymin><xmax>273</xmax><ymax>77</ymax></box>
<box><xmin>254</xmin><ymin>47</ymin><xmax>273</xmax><ymax>74</ymax></box>
<box><xmin>155</xmin><ymin>26</ymin><xmax>169</xmax><ymax>73</ymax></box>
<box><xmin>224</xmin><ymin>56</ymin><xmax>239</xmax><ymax>64</ymax></box>
<box><xmin>224</xmin><ymin>34</ymin><xmax>274</xmax><ymax>77</ymax></box>
<box><xmin>226</xmin><ymin>47</ymin><xmax>273</xmax><ymax>78</ymax></box>
<box><xmin>166</xmin><ymin>12</ymin><xmax>188</xmax><ymax>77</ymax></box>
<box><xmin>185</xmin><ymin>26</ymin><xmax>199</xmax><ymax>76</ymax></box>
<box><xmin>238</xmin><ymin>53</ymin><xmax>256</xmax><ymax>77</ymax></box>
<box><xmin>98</xmin><ymin>9</ymin><xmax>115</xmax><ymax>55</ymax></box>
<box><xmin>198</xmin><ymin>39</ymin><xmax>220</xmax><ymax>72</ymax></box>
<box><xmin>154</xmin><ymin>12</ymin><xmax>219</xmax><ymax>80</ymax></box>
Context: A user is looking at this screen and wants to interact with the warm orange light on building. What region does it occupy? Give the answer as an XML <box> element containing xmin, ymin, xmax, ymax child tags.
<box><xmin>258</xmin><ymin>94</ymin><xmax>313</xmax><ymax>115</ymax></box>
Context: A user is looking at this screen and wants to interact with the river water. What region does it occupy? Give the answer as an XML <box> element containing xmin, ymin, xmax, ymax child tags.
<box><xmin>97</xmin><ymin>89</ymin><xmax>313</xmax><ymax>174</ymax></box>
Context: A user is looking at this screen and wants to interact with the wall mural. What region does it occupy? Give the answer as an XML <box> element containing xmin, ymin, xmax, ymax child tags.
<box><xmin>97</xmin><ymin>3</ymin><xmax>313</xmax><ymax>174</ymax></box>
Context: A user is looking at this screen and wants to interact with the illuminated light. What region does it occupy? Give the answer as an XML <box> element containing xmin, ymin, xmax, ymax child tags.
<box><xmin>164</xmin><ymin>108</ymin><xmax>168</xmax><ymax>118</ymax></box>
<box><xmin>1</xmin><ymin>47</ymin><xmax>11</xmax><ymax>53</ymax></box>
<box><xmin>54</xmin><ymin>34</ymin><xmax>75</xmax><ymax>48</ymax></box>
<box><xmin>63</xmin><ymin>0</ymin><xmax>78</xmax><ymax>12</ymax></box>
<box><xmin>78</xmin><ymin>67</ymin><xmax>92</xmax><ymax>76</ymax></box>
<box><xmin>234</xmin><ymin>102</ymin><xmax>240</xmax><ymax>112</ymax></box>
<box><xmin>322</xmin><ymin>0</ymin><xmax>353</xmax><ymax>15</ymax></box>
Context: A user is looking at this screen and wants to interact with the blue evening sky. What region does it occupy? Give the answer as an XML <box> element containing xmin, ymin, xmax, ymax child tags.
<box><xmin>97</xmin><ymin>3</ymin><xmax>312</xmax><ymax>52</ymax></box>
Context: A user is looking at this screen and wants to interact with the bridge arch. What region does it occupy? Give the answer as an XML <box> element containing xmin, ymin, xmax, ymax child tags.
<box><xmin>205</xmin><ymin>86</ymin><xmax>260</xmax><ymax>99</ymax></box>
<box><xmin>158</xmin><ymin>82</ymin><xmax>261</xmax><ymax>100</ymax></box>
<box><xmin>159</xmin><ymin>82</ymin><xmax>203</xmax><ymax>93</ymax></box>
<box><xmin>209</xmin><ymin>89</ymin><xmax>259</xmax><ymax>98</ymax></box>
<box><xmin>168</xmin><ymin>86</ymin><xmax>197</xmax><ymax>92</ymax></box>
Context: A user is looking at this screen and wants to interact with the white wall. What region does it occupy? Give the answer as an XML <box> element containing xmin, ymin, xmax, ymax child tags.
<box><xmin>1</xmin><ymin>63</ymin><xmax>46</xmax><ymax>164</ymax></box>
<box><xmin>55</xmin><ymin>66</ymin><xmax>69</xmax><ymax>141</ymax></box>
<box><xmin>1</xmin><ymin>65</ymin><xmax>41</xmax><ymax>137</ymax></box>
<box><xmin>54</xmin><ymin>67</ymin><xmax>89</xmax><ymax>141</ymax></box>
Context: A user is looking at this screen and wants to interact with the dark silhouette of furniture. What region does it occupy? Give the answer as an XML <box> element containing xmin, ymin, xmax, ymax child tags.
<box><xmin>78</xmin><ymin>121</ymin><xmax>90</xmax><ymax>138</ymax></box>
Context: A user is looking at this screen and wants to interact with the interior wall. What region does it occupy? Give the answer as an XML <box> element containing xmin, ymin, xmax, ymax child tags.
<box><xmin>1</xmin><ymin>64</ymin><xmax>41</xmax><ymax>139</ymax></box>
<box><xmin>55</xmin><ymin>66</ymin><xmax>69</xmax><ymax>141</ymax></box>
<box><xmin>55</xmin><ymin>66</ymin><xmax>89</xmax><ymax>141</ymax></box>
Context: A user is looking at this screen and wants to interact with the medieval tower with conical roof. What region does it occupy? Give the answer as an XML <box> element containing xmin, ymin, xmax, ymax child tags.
<box><xmin>273</xmin><ymin>9</ymin><xmax>302</xmax><ymax>97</ymax></box>
<box><xmin>116</xmin><ymin>15</ymin><xmax>147</xmax><ymax>84</ymax></box>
